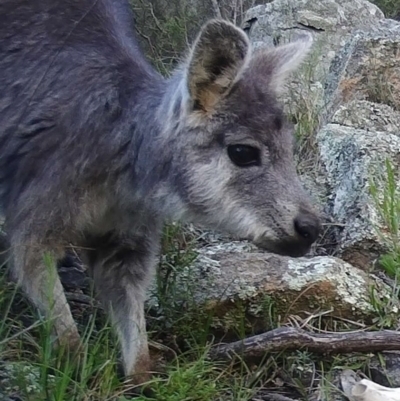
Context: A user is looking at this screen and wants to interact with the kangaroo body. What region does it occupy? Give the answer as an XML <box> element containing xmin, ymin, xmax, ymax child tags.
<box><xmin>0</xmin><ymin>0</ymin><xmax>320</xmax><ymax>383</ymax></box>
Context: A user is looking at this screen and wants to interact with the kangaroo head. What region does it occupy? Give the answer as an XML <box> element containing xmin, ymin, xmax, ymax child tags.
<box><xmin>162</xmin><ymin>20</ymin><xmax>320</xmax><ymax>257</ymax></box>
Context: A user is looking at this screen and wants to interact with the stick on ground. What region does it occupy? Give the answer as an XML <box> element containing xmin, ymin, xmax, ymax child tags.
<box><xmin>210</xmin><ymin>327</ymin><xmax>400</xmax><ymax>361</ymax></box>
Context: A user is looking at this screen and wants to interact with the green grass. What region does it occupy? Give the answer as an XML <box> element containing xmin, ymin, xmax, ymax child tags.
<box><xmin>149</xmin><ymin>223</ymin><xmax>216</xmax><ymax>349</ymax></box>
<box><xmin>0</xmin><ymin>273</ymin><xmax>259</xmax><ymax>400</ymax></box>
<box><xmin>0</xmin><ymin>226</ymin><xmax>261</xmax><ymax>401</ymax></box>
<box><xmin>0</xmin><ymin>225</ymin><xmax>368</xmax><ymax>401</ymax></box>
<box><xmin>133</xmin><ymin>349</ymin><xmax>257</xmax><ymax>401</ymax></box>
<box><xmin>3</xmin><ymin>1</ymin><xmax>400</xmax><ymax>399</ymax></box>
<box><xmin>1</xmin><ymin>187</ymin><xmax>400</xmax><ymax>400</ymax></box>
<box><xmin>1</xmin><ymin>220</ymin><xmax>400</xmax><ymax>400</ymax></box>
<box><xmin>368</xmin><ymin>158</ymin><xmax>400</xmax><ymax>329</ymax></box>
<box><xmin>371</xmin><ymin>0</ymin><xmax>400</xmax><ymax>18</ymax></box>
<box><xmin>0</xmin><ymin>270</ymin><xmax>122</xmax><ymax>400</ymax></box>
<box><xmin>370</xmin><ymin>158</ymin><xmax>400</xmax><ymax>277</ymax></box>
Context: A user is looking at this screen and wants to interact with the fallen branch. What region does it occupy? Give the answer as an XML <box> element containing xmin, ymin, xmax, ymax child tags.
<box><xmin>209</xmin><ymin>327</ymin><xmax>400</xmax><ymax>361</ymax></box>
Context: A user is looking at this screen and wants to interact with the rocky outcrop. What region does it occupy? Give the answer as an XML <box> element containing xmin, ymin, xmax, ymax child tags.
<box><xmin>243</xmin><ymin>0</ymin><xmax>384</xmax><ymax>118</ymax></box>
<box><xmin>318</xmin><ymin>23</ymin><xmax>400</xmax><ymax>266</ymax></box>
<box><xmin>243</xmin><ymin>0</ymin><xmax>400</xmax><ymax>268</ymax></box>
<box><xmin>331</xmin><ymin>100</ymin><xmax>400</xmax><ymax>133</ymax></box>
<box><xmin>139</xmin><ymin>2</ymin><xmax>400</xmax><ymax>359</ymax></box>
<box><xmin>143</xmin><ymin>0</ymin><xmax>400</xmax><ymax>338</ymax></box>
<box><xmin>153</xmin><ymin>242</ymin><xmax>399</xmax><ymax>335</ymax></box>
<box><xmin>324</xmin><ymin>21</ymin><xmax>400</xmax><ymax>120</ymax></box>
<box><xmin>317</xmin><ymin>123</ymin><xmax>400</xmax><ymax>267</ymax></box>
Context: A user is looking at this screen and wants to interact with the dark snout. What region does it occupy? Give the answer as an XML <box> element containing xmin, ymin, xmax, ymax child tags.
<box><xmin>294</xmin><ymin>211</ymin><xmax>321</xmax><ymax>245</ymax></box>
<box><xmin>255</xmin><ymin>209</ymin><xmax>321</xmax><ymax>258</ymax></box>
<box><xmin>282</xmin><ymin>209</ymin><xmax>321</xmax><ymax>257</ymax></box>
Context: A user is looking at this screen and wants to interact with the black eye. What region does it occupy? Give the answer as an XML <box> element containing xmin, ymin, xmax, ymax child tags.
<box><xmin>227</xmin><ymin>145</ymin><xmax>261</xmax><ymax>167</ymax></box>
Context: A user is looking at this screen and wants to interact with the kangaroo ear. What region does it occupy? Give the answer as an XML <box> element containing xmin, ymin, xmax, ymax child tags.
<box><xmin>186</xmin><ymin>19</ymin><xmax>250</xmax><ymax>113</ymax></box>
<box><xmin>250</xmin><ymin>33</ymin><xmax>314</xmax><ymax>94</ymax></box>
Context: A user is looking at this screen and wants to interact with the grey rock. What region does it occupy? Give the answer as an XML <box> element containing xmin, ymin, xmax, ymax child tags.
<box><xmin>58</xmin><ymin>266</ymin><xmax>88</xmax><ymax>291</ymax></box>
<box><xmin>244</xmin><ymin>0</ymin><xmax>383</xmax><ymax>44</ymax></box>
<box><xmin>0</xmin><ymin>362</ymin><xmax>48</xmax><ymax>401</ymax></box>
<box><xmin>331</xmin><ymin>100</ymin><xmax>400</xmax><ymax>134</ymax></box>
<box><xmin>308</xmin><ymin>16</ymin><xmax>400</xmax><ymax>266</ymax></box>
<box><xmin>370</xmin><ymin>352</ymin><xmax>400</xmax><ymax>387</ymax></box>
<box><xmin>317</xmin><ymin>123</ymin><xmax>400</xmax><ymax>266</ymax></box>
<box><xmin>325</xmin><ymin>24</ymin><xmax>400</xmax><ymax>120</ymax></box>
<box><xmin>157</xmin><ymin>244</ymin><xmax>399</xmax><ymax>334</ymax></box>
<box><xmin>243</xmin><ymin>1</ymin><xmax>393</xmax><ymax>232</ymax></box>
<box><xmin>243</xmin><ymin>0</ymin><xmax>384</xmax><ymax>121</ymax></box>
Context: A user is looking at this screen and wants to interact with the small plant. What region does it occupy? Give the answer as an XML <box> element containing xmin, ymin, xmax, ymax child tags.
<box><xmin>148</xmin><ymin>223</ymin><xmax>219</xmax><ymax>351</ymax></box>
<box><xmin>0</xmin><ymin>253</ymin><xmax>122</xmax><ymax>401</ymax></box>
<box><xmin>130</xmin><ymin>0</ymin><xmax>199</xmax><ymax>75</ymax></box>
<box><xmin>369</xmin><ymin>283</ymin><xmax>400</xmax><ymax>328</ymax></box>
<box><xmin>136</xmin><ymin>350</ymin><xmax>222</xmax><ymax>401</ymax></box>
<box><xmin>369</xmin><ymin>158</ymin><xmax>400</xmax><ymax>277</ymax></box>
<box><xmin>368</xmin><ymin>158</ymin><xmax>400</xmax><ymax>326</ymax></box>
<box><xmin>379</xmin><ymin>252</ymin><xmax>400</xmax><ymax>277</ymax></box>
<box><xmin>371</xmin><ymin>0</ymin><xmax>400</xmax><ymax>19</ymax></box>
<box><xmin>286</xmin><ymin>35</ymin><xmax>325</xmax><ymax>168</ymax></box>
<box><xmin>365</xmin><ymin>68</ymin><xmax>400</xmax><ymax>111</ymax></box>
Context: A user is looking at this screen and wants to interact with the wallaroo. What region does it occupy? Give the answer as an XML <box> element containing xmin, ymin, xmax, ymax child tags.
<box><xmin>0</xmin><ymin>0</ymin><xmax>321</xmax><ymax>385</ymax></box>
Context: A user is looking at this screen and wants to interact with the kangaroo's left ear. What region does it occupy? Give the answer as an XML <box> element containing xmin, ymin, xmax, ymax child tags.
<box><xmin>248</xmin><ymin>33</ymin><xmax>314</xmax><ymax>94</ymax></box>
<box><xmin>186</xmin><ymin>19</ymin><xmax>250</xmax><ymax>114</ymax></box>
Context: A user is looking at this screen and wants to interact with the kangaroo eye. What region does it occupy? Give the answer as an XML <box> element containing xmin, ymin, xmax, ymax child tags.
<box><xmin>227</xmin><ymin>145</ymin><xmax>261</xmax><ymax>167</ymax></box>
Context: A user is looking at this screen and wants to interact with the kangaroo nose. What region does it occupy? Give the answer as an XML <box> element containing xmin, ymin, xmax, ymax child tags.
<box><xmin>294</xmin><ymin>213</ymin><xmax>321</xmax><ymax>244</ymax></box>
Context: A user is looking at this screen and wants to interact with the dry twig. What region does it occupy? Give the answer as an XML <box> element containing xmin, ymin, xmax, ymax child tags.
<box><xmin>210</xmin><ymin>327</ymin><xmax>400</xmax><ymax>361</ymax></box>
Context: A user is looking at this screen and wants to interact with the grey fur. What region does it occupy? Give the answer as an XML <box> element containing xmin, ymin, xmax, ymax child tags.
<box><xmin>0</xmin><ymin>0</ymin><xmax>321</xmax><ymax>383</ymax></box>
